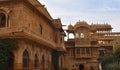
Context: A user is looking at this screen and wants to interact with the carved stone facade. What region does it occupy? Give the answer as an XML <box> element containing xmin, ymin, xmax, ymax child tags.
<box><xmin>0</xmin><ymin>0</ymin><xmax>65</xmax><ymax>70</ymax></box>
<box><xmin>64</xmin><ymin>21</ymin><xmax>120</xmax><ymax>70</ymax></box>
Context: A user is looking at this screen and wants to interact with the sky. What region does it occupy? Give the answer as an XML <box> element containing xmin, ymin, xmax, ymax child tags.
<box><xmin>38</xmin><ymin>0</ymin><xmax>120</xmax><ymax>32</ymax></box>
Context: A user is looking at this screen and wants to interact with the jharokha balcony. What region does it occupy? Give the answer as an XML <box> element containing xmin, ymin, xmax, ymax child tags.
<box><xmin>0</xmin><ymin>26</ymin><xmax>57</xmax><ymax>49</ymax></box>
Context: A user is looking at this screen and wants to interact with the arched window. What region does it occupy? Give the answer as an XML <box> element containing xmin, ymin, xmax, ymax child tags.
<box><xmin>0</xmin><ymin>13</ymin><xmax>6</xmax><ymax>27</ymax></box>
<box><xmin>80</xmin><ymin>33</ymin><xmax>84</xmax><ymax>38</ymax></box>
<box><xmin>34</xmin><ymin>54</ymin><xmax>39</xmax><ymax>69</ymax></box>
<box><xmin>76</xmin><ymin>33</ymin><xmax>79</xmax><ymax>38</ymax></box>
<box><xmin>23</xmin><ymin>50</ymin><xmax>29</xmax><ymax>68</ymax></box>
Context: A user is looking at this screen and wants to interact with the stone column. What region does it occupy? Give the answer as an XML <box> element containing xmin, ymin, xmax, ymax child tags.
<box><xmin>14</xmin><ymin>50</ymin><xmax>23</xmax><ymax>70</ymax></box>
<box><xmin>29</xmin><ymin>50</ymin><xmax>34</xmax><ymax>70</ymax></box>
<box><xmin>29</xmin><ymin>59</ymin><xmax>34</xmax><ymax>70</ymax></box>
<box><xmin>5</xmin><ymin>14</ymin><xmax>8</xmax><ymax>27</ymax></box>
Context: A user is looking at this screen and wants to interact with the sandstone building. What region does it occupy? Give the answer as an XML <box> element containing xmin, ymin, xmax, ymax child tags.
<box><xmin>0</xmin><ymin>0</ymin><xmax>65</xmax><ymax>70</ymax></box>
<box><xmin>64</xmin><ymin>21</ymin><xmax>120</xmax><ymax>70</ymax></box>
<box><xmin>0</xmin><ymin>0</ymin><xmax>120</xmax><ymax>70</ymax></box>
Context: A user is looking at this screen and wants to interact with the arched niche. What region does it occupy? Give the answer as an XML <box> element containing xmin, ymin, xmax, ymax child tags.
<box><xmin>0</xmin><ymin>7</ymin><xmax>11</xmax><ymax>28</ymax></box>
<box><xmin>23</xmin><ymin>50</ymin><xmax>29</xmax><ymax>69</ymax></box>
<box><xmin>0</xmin><ymin>13</ymin><xmax>6</xmax><ymax>27</ymax></box>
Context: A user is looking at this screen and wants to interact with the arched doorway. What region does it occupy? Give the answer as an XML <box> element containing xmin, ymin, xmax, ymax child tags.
<box><xmin>23</xmin><ymin>50</ymin><xmax>29</xmax><ymax>70</ymax></box>
<box><xmin>0</xmin><ymin>13</ymin><xmax>6</xmax><ymax>27</ymax></box>
<box><xmin>34</xmin><ymin>54</ymin><xmax>39</xmax><ymax>69</ymax></box>
<box><xmin>79</xmin><ymin>64</ymin><xmax>84</xmax><ymax>70</ymax></box>
<box><xmin>7</xmin><ymin>52</ymin><xmax>14</xmax><ymax>70</ymax></box>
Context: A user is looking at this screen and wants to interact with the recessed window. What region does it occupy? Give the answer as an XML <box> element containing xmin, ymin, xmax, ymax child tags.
<box><xmin>77</xmin><ymin>48</ymin><xmax>80</xmax><ymax>54</ymax></box>
<box><xmin>0</xmin><ymin>13</ymin><xmax>6</xmax><ymax>27</ymax></box>
<box><xmin>34</xmin><ymin>54</ymin><xmax>38</xmax><ymax>69</ymax></box>
<box><xmin>42</xmin><ymin>55</ymin><xmax>45</xmax><ymax>63</ymax></box>
<box><xmin>23</xmin><ymin>50</ymin><xmax>29</xmax><ymax>68</ymax></box>
<box><xmin>86</xmin><ymin>48</ymin><xmax>90</xmax><ymax>54</ymax></box>
<box><xmin>99</xmin><ymin>50</ymin><xmax>104</xmax><ymax>57</ymax></box>
<box><xmin>39</xmin><ymin>25</ymin><xmax>42</xmax><ymax>34</ymax></box>
<box><xmin>80</xmin><ymin>33</ymin><xmax>84</xmax><ymax>38</ymax></box>
<box><xmin>76</xmin><ymin>33</ymin><xmax>79</xmax><ymax>38</ymax></box>
<box><xmin>61</xmin><ymin>36</ymin><xmax>64</xmax><ymax>43</ymax></box>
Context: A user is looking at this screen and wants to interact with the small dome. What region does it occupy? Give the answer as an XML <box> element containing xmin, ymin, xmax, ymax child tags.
<box><xmin>74</xmin><ymin>21</ymin><xmax>90</xmax><ymax>30</ymax></box>
<box><xmin>68</xmin><ymin>24</ymin><xmax>73</xmax><ymax>30</ymax></box>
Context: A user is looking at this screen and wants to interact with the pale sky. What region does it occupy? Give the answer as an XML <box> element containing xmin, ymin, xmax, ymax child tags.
<box><xmin>38</xmin><ymin>0</ymin><xmax>120</xmax><ymax>32</ymax></box>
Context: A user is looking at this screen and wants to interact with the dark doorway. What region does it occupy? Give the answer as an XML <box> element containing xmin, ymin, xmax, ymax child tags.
<box><xmin>79</xmin><ymin>64</ymin><xmax>84</xmax><ymax>70</ymax></box>
<box><xmin>7</xmin><ymin>52</ymin><xmax>14</xmax><ymax>70</ymax></box>
<box><xmin>34</xmin><ymin>54</ymin><xmax>39</xmax><ymax>69</ymax></box>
